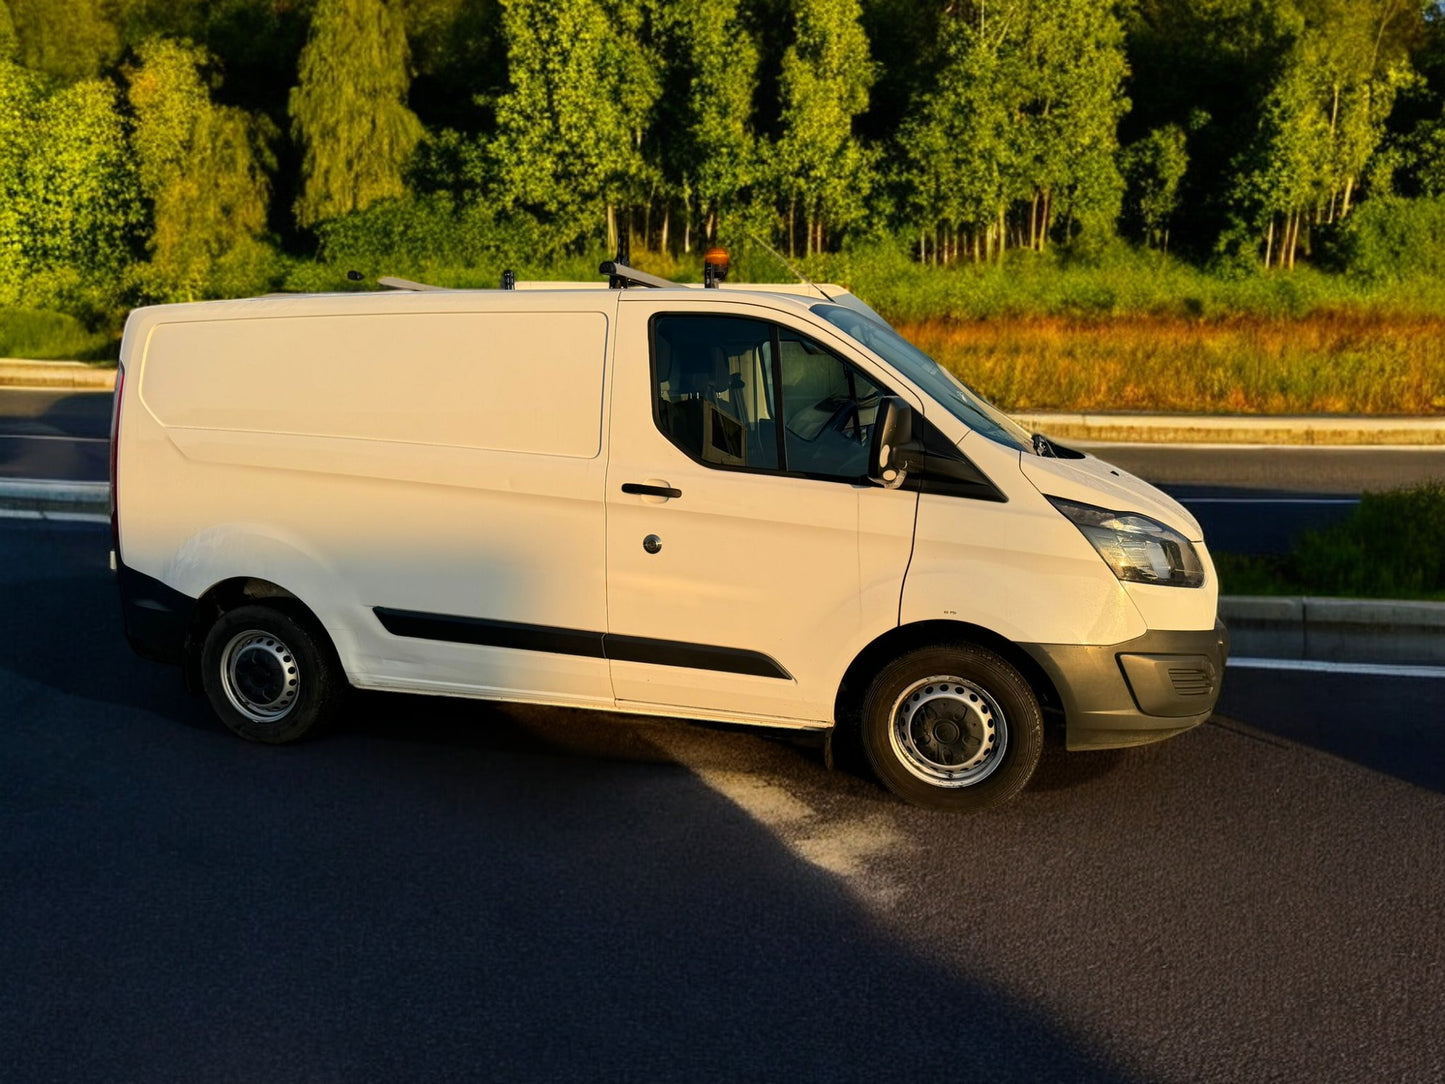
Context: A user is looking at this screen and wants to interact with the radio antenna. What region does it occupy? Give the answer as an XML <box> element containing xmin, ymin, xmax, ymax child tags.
<box><xmin>744</xmin><ymin>231</ymin><xmax>834</xmax><ymax>302</ymax></box>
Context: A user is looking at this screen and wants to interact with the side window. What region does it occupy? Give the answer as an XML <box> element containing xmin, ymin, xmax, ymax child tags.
<box><xmin>650</xmin><ymin>314</ymin><xmax>885</xmax><ymax>480</ymax></box>
<box><xmin>653</xmin><ymin>315</ymin><xmax>779</xmax><ymax>469</ymax></box>
<box><xmin>778</xmin><ymin>329</ymin><xmax>882</xmax><ymax>480</ymax></box>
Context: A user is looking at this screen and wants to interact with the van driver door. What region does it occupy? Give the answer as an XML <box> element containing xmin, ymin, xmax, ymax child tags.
<box><xmin>603</xmin><ymin>297</ymin><xmax>919</xmax><ymax>724</ymax></box>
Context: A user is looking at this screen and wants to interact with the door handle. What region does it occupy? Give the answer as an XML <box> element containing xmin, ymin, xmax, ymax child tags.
<box><xmin>621</xmin><ymin>482</ymin><xmax>682</xmax><ymax>499</ymax></box>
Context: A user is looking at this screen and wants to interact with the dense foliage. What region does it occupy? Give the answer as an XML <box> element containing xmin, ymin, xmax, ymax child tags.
<box><xmin>4</xmin><ymin>0</ymin><xmax>1445</xmax><ymax>329</ymax></box>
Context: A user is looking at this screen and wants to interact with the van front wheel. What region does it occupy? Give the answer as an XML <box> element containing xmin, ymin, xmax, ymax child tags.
<box><xmin>200</xmin><ymin>604</ymin><xmax>341</xmax><ymax>743</ymax></box>
<box><xmin>860</xmin><ymin>644</ymin><xmax>1043</xmax><ymax>812</ymax></box>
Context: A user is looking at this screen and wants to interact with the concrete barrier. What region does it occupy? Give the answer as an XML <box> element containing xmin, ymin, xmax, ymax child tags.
<box><xmin>0</xmin><ymin>478</ymin><xmax>108</xmax><ymax>518</ymax></box>
<box><xmin>1014</xmin><ymin>411</ymin><xmax>1445</xmax><ymax>446</ymax></box>
<box><xmin>1220</xmin><ymin>595</ymin><xmax>1445</xmax><ymax>665</ymax></box>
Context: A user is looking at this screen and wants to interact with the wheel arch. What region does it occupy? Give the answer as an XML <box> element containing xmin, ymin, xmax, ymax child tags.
<box><xmin>834</xmin><ymin>619</ymin><xmax>1064</xmax><ymax>733</ymax></box>
<box><xmin>182</xmin><ymin>577</ymin><xmax>324</xmax><ymax>693</ymax></box>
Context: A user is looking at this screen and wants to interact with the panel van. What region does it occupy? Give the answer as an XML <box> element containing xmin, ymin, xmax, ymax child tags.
<box><xmin>112</xmin><ymin>262</ymin><xmax>1227</xmax><ymax>811</ymax></box>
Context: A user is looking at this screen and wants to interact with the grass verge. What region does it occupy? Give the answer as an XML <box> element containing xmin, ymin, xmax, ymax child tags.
<box><xmin>0</xmin><ymin>309</ymin><xmax>114</xmax><ymax>361</ymax></box>
<box><xmin>898</xmin><ymin>314</ymin><xmax>1445</xmax><ymax>415</ymax></box>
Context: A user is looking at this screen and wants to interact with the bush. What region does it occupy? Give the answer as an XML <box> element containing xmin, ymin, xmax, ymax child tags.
<box><xmin>1329</xmin><ymin>196</ymin><xmax>1445</xmax><ymax>284</ymax></box>
<box><xmin>0</xmin><ymin>307</ymin><xmax>111</xmax><ymax>359</ymax></box>
<box><xmin>1215</xmin><ymin>482</ymin><xmax>1445</xmax><ymax>600</ymax></box>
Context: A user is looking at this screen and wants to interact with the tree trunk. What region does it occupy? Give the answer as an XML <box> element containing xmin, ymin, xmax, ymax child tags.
<box><xmin>606</xmin><ymin>204</ymin><xmax>617</xmax><ymax>254</ymax></box>
<box><xmin>1264</xmin><ymin>216</ymin><xmax>1275</xmax><ymax>269</ymax></box>
<box><xmin>1342</xmin><ymin>176</ymin><xmax>1356</xmax><ymax>217</ymax></box>
<box><xmin>788</xmin><ymin>199</ymin><xmax>796</xmax><ymax>259</ymax></box>
<box><xmin>661</xmin><ymin>204</ymin><xmax>670</xmax><ymax>254</ymax></box>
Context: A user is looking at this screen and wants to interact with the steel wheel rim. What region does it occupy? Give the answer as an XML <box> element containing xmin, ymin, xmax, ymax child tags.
<box><xmin>888</xmin><ymin>675</ymin><xmax>1008</xmax><ymax>788</ymax></box>
<box><xmin>220</xmin><ymin>630</ymin><xmax>300</xmax><ymax>723</ymax></box>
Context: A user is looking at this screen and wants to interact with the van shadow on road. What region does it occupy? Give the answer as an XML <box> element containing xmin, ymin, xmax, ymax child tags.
<box><xmin>0</xmin><ymin>518</ymin><xmax>1133</xmax><ymax>1081</ymax></box>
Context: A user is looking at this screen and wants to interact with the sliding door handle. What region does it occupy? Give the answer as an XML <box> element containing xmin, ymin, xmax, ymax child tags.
<box><xmin>621</xmin><ymin>482</ymin><xmax>682</xmax><ymax>499</ymax></box>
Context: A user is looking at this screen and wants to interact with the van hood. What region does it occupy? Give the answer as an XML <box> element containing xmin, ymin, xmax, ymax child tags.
<box><xmin>1016</xmin><ymin>450</ymin><xmax>1203</xmax><ymax>542</ymax></box>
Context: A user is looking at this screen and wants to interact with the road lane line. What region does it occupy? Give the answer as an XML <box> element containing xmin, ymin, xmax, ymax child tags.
<box><xmin>1228</xmin><ymin>656</ymin><xmax>1445</xmax><ymax>679</ymax></box>
<box><xmin>1179</xmin><ymin>498</ymin><xmax>1360</xmax><ymax>505</ymax></box>
<box><xmin>0</xmin><ymin>433</ymin><xmax>108</xmax><ymax>443</ymax></box>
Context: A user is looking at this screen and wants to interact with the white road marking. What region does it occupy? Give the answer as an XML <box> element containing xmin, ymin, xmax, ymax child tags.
<box><xmin>1180</xmin><ymin>497</ymin><xmax>1360</xmax><ymax>505</ymax></box>
<box><xmin>1228</xmin><ymin>656</ymin><xmax>1445</xmax><ymax>679</ymax></box>
<box><xmin>1077</xmin><ymin>441</ymin><xmax>1445</xmax><ymax>452</ymax></box>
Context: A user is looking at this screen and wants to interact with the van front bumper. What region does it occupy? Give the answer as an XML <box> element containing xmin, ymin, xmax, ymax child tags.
<box><xmin>1021</xmin><ymin>620</ymin><xmax>1229</xmax><ymax>750</ymax></box>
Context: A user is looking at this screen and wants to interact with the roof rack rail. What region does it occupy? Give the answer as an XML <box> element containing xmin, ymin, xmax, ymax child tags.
<box><xmin>597</xmin><ymin>261</ymin><xmax>676</xmax><ymax>290</ymax></box>
<box><xmin>378</xmin><ymin>276</ymin><xmax>453</xmax><ymax>292</ymax></box>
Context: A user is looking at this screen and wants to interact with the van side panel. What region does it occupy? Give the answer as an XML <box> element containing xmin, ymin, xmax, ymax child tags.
<box><xmin>140</xmin><ymin>312</ymin><xmax>605</xmax><ymax>458</ymax></box>
<box><xmin>121</xmin><ymin>302</ymin><xmax>617</xmax><ymax>706</ymax></box>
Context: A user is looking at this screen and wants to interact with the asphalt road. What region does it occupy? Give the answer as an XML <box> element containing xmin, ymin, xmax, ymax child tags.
<box><xmin>7</xmin><ymin>388</ymin><xmax>1445</xmax><ymax>553</ymax></box>
<box><xmin>2</xmin><ymin>518</ymin><xmax>1442</xmax><ymax>1082</ymax></box>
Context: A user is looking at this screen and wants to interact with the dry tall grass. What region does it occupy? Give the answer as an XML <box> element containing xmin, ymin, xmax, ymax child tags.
<box><xmin>898</xmin><ymin>314</ymin><xmax>1445</xmax><ymax>415</ymax></box>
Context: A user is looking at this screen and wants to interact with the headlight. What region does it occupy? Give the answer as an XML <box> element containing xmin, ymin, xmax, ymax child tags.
<box><xmin>1048</xmin><ymin>496</ymin><xmax>1205</xmax><ymax>588</ymax></box>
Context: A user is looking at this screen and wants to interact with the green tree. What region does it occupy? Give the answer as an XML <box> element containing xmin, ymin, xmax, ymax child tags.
<box><xmin>0</xmin><ymin>3</ymin><xmax>17</xmax><ymax>62</ymax></box>
<box><xmin>773</xmin><ymin>0</ymin><xmax>875</xmax><ymax>256</ymax></box>
<box><xmin>489</xmin><ymin>0</ymin><xmax>660</xmax><ymax>250</ymax></box>
<box><xmin>1231</xmin><ymin>1</ymin><xmax>1422</xmax><ymax>268</ymax></box>
<box><xmin>897</xmin><ymin>14</ymin><xmax>1016</xmax><ymax>263</ymax></box>
<box><xmin>127</xmin><ymin>38</ymin><xmax>275</xmax><ymax>299</ymax></box>
<box><xmin>5</xmin><ymin>0</ymin><xmax>118</xmax><ymax>81</ymax></box>
<box><xmin>289</xmin><ymin>0</ymin><xmax>423</xmax><ymax>228</ymax></box>
<box><xmin>0</xmin><ymin>61</ymin><xmax>141</xmax><ymax>308</ymax></box>
<box><xmin>655</xmin><ymin>0</ymin><xmax>759</xmax><ymax>251</ymax></box>
<box><xmin>898</xmin><ymin>1</ymin><xmax>1128</xmax><ymax>261</ymax></box>
<box><xmin>1121</xmin><ymin>123</ymin><xmax>1189</xmax><ymax>249</ymax></box>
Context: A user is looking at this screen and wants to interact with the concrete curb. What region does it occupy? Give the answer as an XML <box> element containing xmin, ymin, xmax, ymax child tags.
<box><xmin>0</xmin><ymin>478</ymin><xmax>108</xmax><ymax>518</ymax></box>
<box><xmin>1219</xmin><ymin>596</ymin><xmax>1445</xmax><ymax>666</ymax></box>
<box><xmin>0</xmin><ymin>359</ymin><xmax>116</xmax><ymax>390</ymax></box>
<box><xmin>1014</xmin><ymin>411</ymin><xmax>1445</xmax><ymax>447</ymax></box>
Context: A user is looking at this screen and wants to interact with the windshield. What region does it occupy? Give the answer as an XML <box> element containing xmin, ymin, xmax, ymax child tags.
<box><xmin>811</xmin><ymin>303</ymin><xmax>1035</xmax><ymax>454</ymax></box>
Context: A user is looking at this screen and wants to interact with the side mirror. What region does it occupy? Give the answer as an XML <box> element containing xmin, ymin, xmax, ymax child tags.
<box><xmin>868</xmin><ymin>396</ymin><xmax>920</xmax><ymax>488</ymax></box>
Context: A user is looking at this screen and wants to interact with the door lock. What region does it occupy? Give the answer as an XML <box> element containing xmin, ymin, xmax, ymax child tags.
<box><xmin>642</xmin><ymin>534</ymin><xmax>662</xmax><ymax>554</ymax></box>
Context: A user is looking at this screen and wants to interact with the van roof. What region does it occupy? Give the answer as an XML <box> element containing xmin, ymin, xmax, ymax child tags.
<box><xmin>124</xmin><ymin>281</ymin><xmax>887</xmax><ymax>329</ymax></box>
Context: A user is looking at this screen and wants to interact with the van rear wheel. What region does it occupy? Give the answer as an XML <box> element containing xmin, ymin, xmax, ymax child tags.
<box><xmin>200</xmin><ymin>603</ymin><xmax>341</xmax><ymax>743</ymax></box>
<box><xmin>860</xmin><ymin>644</ymin><xmax>1043</xmax><ymax>812</ymax></box>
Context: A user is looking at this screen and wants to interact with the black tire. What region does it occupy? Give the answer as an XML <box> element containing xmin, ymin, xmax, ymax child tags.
<box><xmin>199</xmin><ymin>603</ymin><xmax>342</xmax><ymax>744</ymax></box>
<box><xmin>860</xmin><ymin>643</ymin><xmax>1043</xmax><ymax>812</ymax></box>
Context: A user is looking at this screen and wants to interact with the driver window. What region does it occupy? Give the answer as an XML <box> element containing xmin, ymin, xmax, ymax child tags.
<box><xmin>650</xmin><ymin>314</ymin><xmax>884</xmax><ymax>480</ymax></box>
<box><xmin>779</xmin><ymin>330</ymin><xmax>882</xmax><ymax>480</ymax></box>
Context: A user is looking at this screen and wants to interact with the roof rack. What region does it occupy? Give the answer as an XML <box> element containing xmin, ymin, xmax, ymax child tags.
<box><xmin>378</xmin><ymin>276</ymin><xmax>453</xmax><ymax>292</ymax></box>
<box><xmin>597</xmin><ymin>261</ymin><xmax>676</xmax><ymax>290</ymax></box>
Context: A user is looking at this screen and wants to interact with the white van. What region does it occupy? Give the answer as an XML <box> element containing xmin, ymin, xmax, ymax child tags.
<box><xmin>112</xmin><ymin>263</ymin><xmax>1226</xmax><ymax>811</ymax></box>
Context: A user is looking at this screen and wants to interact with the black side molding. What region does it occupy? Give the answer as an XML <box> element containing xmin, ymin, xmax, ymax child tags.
<box><xmin>373</xmin><ymin>607</ymin><xmax>790</xmax><ymax>680</ymax></box>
